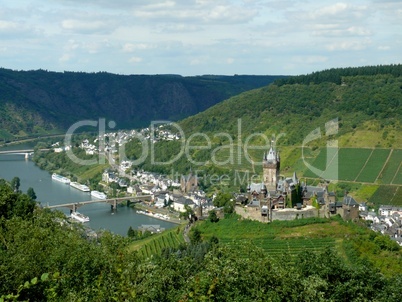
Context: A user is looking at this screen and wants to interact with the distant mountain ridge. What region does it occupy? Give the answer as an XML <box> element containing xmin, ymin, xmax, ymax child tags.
<box><xmin>0</xmin><ymin>68</ymin><xmax>286</xmax><ymax>140</ymax></box>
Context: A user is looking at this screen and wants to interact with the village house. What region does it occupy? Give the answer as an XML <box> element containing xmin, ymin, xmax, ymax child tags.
<box><xmin>102</xmin><ymin>170</ymin><xmax>118</xmax><ymax>184</ymax></box>
<box><xmin>138</xmin><ymin>225</ymin><xmax>165</xmax><ymax>234</ymax></box>
<box><xmin>172</xmin><ymin>196</ymin><xmax>195</xmax><ymax>213</ymax></box>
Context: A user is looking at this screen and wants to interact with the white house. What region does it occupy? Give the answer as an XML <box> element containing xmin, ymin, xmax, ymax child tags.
<box><xmin>172</xmin><ymin>197</ymin><xmax>195</xmax><ymax>212</ymax></box>
<box><xmin>154</xmin><ymin>194</ymin><xmax>167</xmax><ymax>208</ymax></box>
<box><xmin>359</xmin><ymin>202</ymin><xmax>368</xmax><ymax>212</ymax></box>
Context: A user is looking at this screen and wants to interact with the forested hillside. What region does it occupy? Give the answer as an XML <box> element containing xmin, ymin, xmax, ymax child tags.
<box><xmin>0</xmin><ymin>68</ymin><xmax>284</xmax><ymax>141</ymax></box>
<box><xmin>180</xmin><ymin>64</ymin><xmax>402</xmax><ymax>145</ymax></box>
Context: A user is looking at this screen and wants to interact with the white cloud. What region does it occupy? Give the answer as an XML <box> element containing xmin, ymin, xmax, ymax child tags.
<box><xmin>129</xmin><ymin>56</ymin><xmax>143</xmax><ymax>63</ymax></box>
<box><xmin>292</xmin><ymin>56</ymin><xmax>328</xmax><ymax>64</ymax></box>
<box><xmin>226</xmin><ymin>57</ymin><xmax>234</xmax><ymax>64</ymax></box>
<box><xmin>59</xmin><ymin>53</ymin><xmax>72</xmax><ymax>62</ymax></box>
<box><xmin>0</xmin><ymin>0</ymin><xmax>400</xmax><ymax>75</ymax></box>
<box><xmin>122</xmin><ymin>43</ymin><xmax>155</xmax><ymax>52</ymax></box>
<box><xmin>326</xmin><ymin>39</ymin><xmax>371</xmax><ymax>51</ymax></box>
<box><xmin>378</xmin><ymin>45</ymin><xmax>390</xmax><ymax>51</ymax></box>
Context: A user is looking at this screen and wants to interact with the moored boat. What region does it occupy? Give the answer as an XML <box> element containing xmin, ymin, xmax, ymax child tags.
<box><xmin>70</xmin><ymin>182</ymin><xmax>90</xmax><ymax>192</ymax></box>
<box><xmin>91</xmin><ymin>190</ymin><xmax>107</xmax><ymax>200</ymax></box>
<box><xmin>70</xmin><ymin>211</ymin><xmax>90</xmax><ymax>222</ymax></box>
<box><xmin>51</xmin><ymin>173</ymin><xmax>70</xmax><ymax>184</ymax></box>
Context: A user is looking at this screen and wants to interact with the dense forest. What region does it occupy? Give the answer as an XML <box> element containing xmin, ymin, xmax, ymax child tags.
<box><xmin>0</xmin><ymin>179</ymin><xmax>401</xmax><ymax>301</ymax></box>
<box><xmin>179</xmin><ymin>69</ymin><xmax>402</xmax><ymax>144</ymax></box>
<box><xmin>273</xmin><ymin>64</ymin><xmax>402</xmax><ymax>86</ymax></box>
<box><xmin>0</xmin><ymin>68</ymin><xmax>284</xmax><ymax>141</ymax></box>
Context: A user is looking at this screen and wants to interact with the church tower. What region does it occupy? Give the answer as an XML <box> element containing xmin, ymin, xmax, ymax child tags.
<box><xmin>263</xmin><ymin>141</ymin><xmax>280</xmax><ymax>191</ymax></box>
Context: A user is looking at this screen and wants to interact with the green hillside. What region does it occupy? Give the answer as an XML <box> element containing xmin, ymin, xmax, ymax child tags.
<box><xmin>0</xmin><ymin>68</ymin><xmax>284</xmax><ymax>141</ymax></box>
<box><xmin>113</xmin><ymin>65</ymin><xmax>402</xmax><ymax>205</ymax></box>
<box><xmin>194</xmin><ymin>215</ymin><xmax>402</xmax><ymax>277</ymax></box>
<box><xmin>179</xmin><ymin>67</ymin><xmax>402</xmax><ymax>148</ymax></box>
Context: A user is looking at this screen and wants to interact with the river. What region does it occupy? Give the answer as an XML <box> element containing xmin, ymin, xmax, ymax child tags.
<box><xmin>0</xmin><ymin>143</ymin><xmax>176</xmax><ymax>236</ymax></box>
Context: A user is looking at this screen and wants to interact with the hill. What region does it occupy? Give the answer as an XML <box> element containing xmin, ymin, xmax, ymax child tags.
<box><xmin>119</xmin><ymin>64</ymin><xmax>402</xmax><ymax>198</ymax></box>
<box><xmin>0</xmin><ymin>68</ymin><xmax>284</xmax><ymax>141</ymax></box>
<box><xmin>179</xmin><ymin>64</ymin><xmax>402</xmax><ymax>147</ymax></box>
<box><xmin>194</xmin><ymin>215</ymin><xmax>402</xmax><ymax>277</ymax></box>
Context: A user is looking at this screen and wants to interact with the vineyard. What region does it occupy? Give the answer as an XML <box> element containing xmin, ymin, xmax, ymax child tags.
<box><xmin>219</xmin><ymin>237</ymin><xmax>336</xmax><ymax>258</ymax></box>
<box><xmin>303</xmin><ymin>147</ymin><xmax>402</xmax><ymax>185</ymax></box>
<box><xmin>129</xmin><ymin>227</ymin><xmax>185</xmax><ymax>258</ymax></box>
<box><xmin>369</xmin><ymin>186</ymin><xmax>402</xmax><ymax>208</ymax></box>
<box><xmin>196</xmin><ymin>215</ymin><xmax>351</xmax><ymax>259</ymax></box>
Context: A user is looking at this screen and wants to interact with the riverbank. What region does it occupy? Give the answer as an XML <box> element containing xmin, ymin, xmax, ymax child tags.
<box><xmin>133</xmin><ymin>203</ymin><xmax>183</xmax><ymax>225</ymax></box>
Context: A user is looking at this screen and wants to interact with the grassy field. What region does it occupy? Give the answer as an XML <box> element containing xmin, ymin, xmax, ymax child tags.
<box><xmin>128</xmin><ymin>226</ymin><xmax>185</xmax><ymax>258</ymax></box>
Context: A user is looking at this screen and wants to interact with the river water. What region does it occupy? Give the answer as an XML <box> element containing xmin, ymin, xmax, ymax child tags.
<box><xmin>0</xmin><ymin>143</ymin><xmax>176</xmax><ymax>236</ymax></box>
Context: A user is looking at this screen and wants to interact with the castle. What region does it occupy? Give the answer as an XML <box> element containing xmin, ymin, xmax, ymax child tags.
<box><xmin>247</xmin><ymin>141</ymin><xmax>300</xmax><ymax>215</ymax></box>
<box><xmin>245</xmin><ymin>142</ymin><xmax>359</xmax><ymax>221</ymax></box>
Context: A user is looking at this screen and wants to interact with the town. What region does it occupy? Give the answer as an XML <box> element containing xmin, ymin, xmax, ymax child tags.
<box><xmin>50</xmin><ymin>125</ymin><xmax>402</xmax><ymax>246</ymax></box>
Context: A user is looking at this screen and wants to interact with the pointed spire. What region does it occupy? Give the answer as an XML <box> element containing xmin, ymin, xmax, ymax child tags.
<box><xmin>292</xmin><ymin>171</ymin><xmax>298</xmax><ymax>184</ymax></box>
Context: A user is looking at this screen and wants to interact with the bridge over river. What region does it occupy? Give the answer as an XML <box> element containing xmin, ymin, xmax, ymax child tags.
<box><xmin>0</xmin><ymin>149</ymin><xmax>50</xmax><ymax>158</ymax></box>
<box><xmin>45</xmin><ymin>195</ymin><xmax>152</xmax><ymax>213</ymax></box>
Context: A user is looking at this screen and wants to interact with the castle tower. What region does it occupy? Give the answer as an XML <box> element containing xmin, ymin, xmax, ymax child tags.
<box><xmin>263</xmin><ymin>141</ymin><xmax>280</xmax><ymax>191</ymax></box>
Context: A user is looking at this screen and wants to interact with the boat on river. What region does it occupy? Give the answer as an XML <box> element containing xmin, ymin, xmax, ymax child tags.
<box><xmin>51</xmin><ymin>173</ymin><xmax>70</xmax><ymax>184</ymax></box>
<box><xmin>90</xmin><ymin>190</ymin><xmax>107</xmax><ymax>200</ymax></box>
<box><xmin>70</xmin><ymin>182</ymin><xmax>90</xmax><ymax>192</ymax></box>
<box><xmin>70</xmin><ymin>211</ymin><xmax>90</xmax><ymax>222</ymax></box>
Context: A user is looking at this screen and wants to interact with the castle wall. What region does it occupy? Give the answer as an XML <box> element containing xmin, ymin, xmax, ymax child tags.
<box><xmin>271</xmin><ymin>207</ymin><xmax>318</xmax><ymax>220</ymax></box>
<box><xmin>235</xmin><ymin>206</ymin><xmax>319</xmax><ymax>222</ymax></box>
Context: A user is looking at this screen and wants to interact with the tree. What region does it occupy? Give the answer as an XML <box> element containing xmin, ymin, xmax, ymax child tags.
<box><xmin>27</xmin><ymin>187</ymin><xmax>37</xmax><ymax>200</ymax></box>
<box><xmin>208</xmin><ymin>210</ymin><xmax>219</xmax><ymax>223</ymax></box>
<box><xmin>127</xmin><ymin>226</ymin><xmax>135</xmax><ymax>238</ymax></box>
<box><xmin>179</xmin><ymin>205</ymin><xmax>195</xmax><ymax>221</ymax></box>
<box><xmin>213</xmin><ymin>192</ymin><xmax>235</xmax><ymax>213</ymax></box>
<box><xmin>190</xmin><ymin>228</ymin><xmax>202</xmax><ymax>244</ymax></box>
<box><xmin>11</xmin><ymin>177</ymin><xmax>20</xmax><ymax>192</ymax></box>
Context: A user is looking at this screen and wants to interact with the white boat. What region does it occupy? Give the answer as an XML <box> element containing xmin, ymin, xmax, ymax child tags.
<box><xmin>70</xmin><ymin>182</ymin><xmax>90</xmax><ymax>192</ymax></box>
<box><xmin>91</xmin><ymin>190</ymin><xmax>107</xmax><ymax>200</ymax></box>
<box><xmin>136</xmin><ymin>210</ymin><xmax>170</xmax><ymax>221</ymax></box>
<box><xmin>70</xmin><ymin>211</ymin><xmax>90</xmax><ymax>223</ymax></box>
<box><xmin>51</xmin><ymin>173</ymin><xmax>70</xmax><ymax>184</ymax></box>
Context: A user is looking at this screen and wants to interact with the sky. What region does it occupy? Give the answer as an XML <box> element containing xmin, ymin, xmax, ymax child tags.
<box><xmin>0</xmin><ymin>0</ymin><xmax>401</xmax><ymax>76</ymax></box>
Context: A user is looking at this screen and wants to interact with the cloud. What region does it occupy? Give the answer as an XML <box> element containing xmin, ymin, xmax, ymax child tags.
<box><xmin>291</xmin><ymin>55</ymin><xmax>328</xmax><ymax>64</ymax></box>
<box><xmin>61</xmin><ymin>18</ymin><xmax>114</xmax><ymax>34</ymax></box>
<box><xmin>0</xmin><ymin>20</ymin><xmax>39</xmax><ymax>39</ymax></box>
<box><xmin>122</xmin><ymin>43</ymin><xmax>155</xmax><ymax>53</ymax></box>
<box><xmin>0</xmin><ymin>0</ymin><xmax>401</xmax><ymax>76</ymax></box>
<box><xmin>326</xmin><ymin>39</ymin><xmax>371</xmax><ymax>51</ymax></box>
<box><xmin>129</xmin><ymin>56</ymin><xmax>143</xmax><ymax>63</ymax></box>
<box><xmin>59</xmin><ymin>53</ymin><xmax>73</xmax><ymax>62</ymax></box>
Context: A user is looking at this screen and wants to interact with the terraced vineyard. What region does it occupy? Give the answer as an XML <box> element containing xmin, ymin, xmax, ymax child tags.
<box><xmin>303</xmin><ymin>147</ymin><xmax>401</xmax><ymax>185</ymax></box>
<box><xmin>220</xmin><ymin>237</ymin><xmax>336</xmax><ymax>258</ymax></box>
<box><xmin>196</xmin><ymin>216</ymin><xmax>352</xmax><ymax>259</ymax></box>
<box><xmin>128</xmin><ymin>227</ymin><xmax>185</xmax><ymax>258</ymax></box>
<box><xmin>369</xmin><ymin>185</ymin><xmax>402</xmax><ymax>207</ymax></box>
